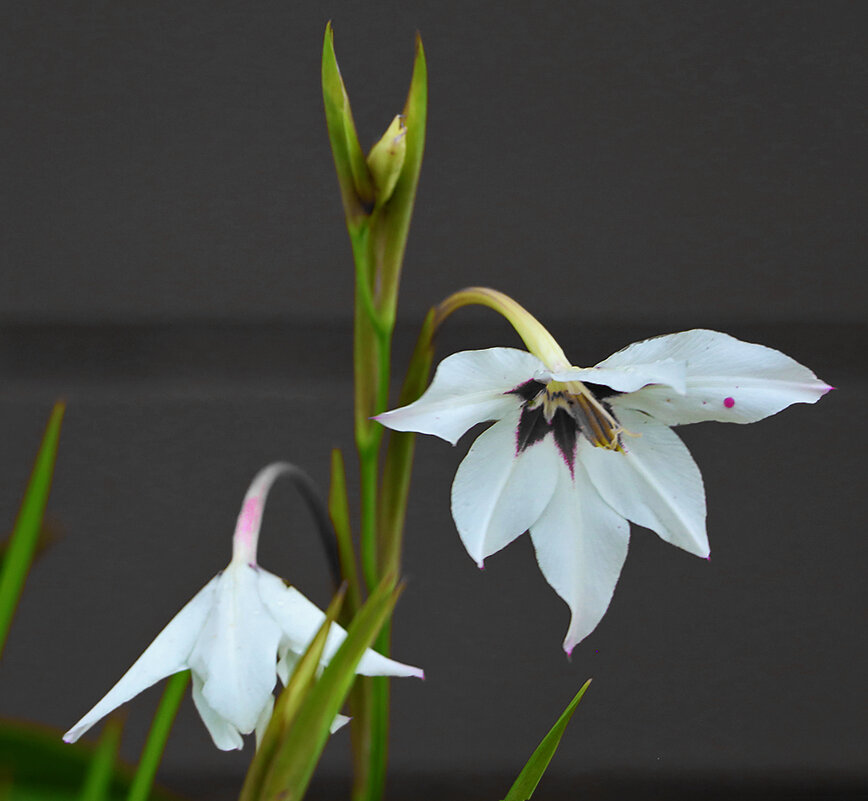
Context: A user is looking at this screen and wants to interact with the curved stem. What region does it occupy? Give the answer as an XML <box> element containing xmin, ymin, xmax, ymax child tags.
<box><xmin>232</xmin><ymin>462</ymin><xmax>340</xmax><ymax>588</ymax></box>
<box><xmin>435</xmin><ymin>287</ymin><xmax>570</xmax><ymax>370</ymax></box>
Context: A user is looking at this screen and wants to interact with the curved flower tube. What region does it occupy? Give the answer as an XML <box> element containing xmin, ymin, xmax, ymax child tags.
<box><xmin>376</xmin><ymin>329</ymin><xmax>831</xmax><ymax>654</ymax></box>
<box><xmin>64</xmin><ymin>463</ymin><xmax>423</xmax><ymax>751</ymax></box>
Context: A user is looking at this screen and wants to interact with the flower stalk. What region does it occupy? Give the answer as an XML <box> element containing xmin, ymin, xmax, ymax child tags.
<box><xmin>321</xmin><ymin>23</ymin><xmax>427</xmax><ymax>801</ymax></box>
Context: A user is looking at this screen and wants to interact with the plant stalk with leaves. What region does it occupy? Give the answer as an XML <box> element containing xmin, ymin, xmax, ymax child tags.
<box><xmin>321</xmin><ymin>22</ymin><xmax>427</xmax><ymax>801</ymax></box>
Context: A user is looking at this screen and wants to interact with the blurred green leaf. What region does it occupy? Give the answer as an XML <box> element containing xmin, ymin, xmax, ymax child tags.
<box><xmin>0</xmin><ymin>402</ymin><xmax>65</xmax><ymax>659</ymax></box>
<box><xmin>0</xmin><ymin>719</ymin><xmax>181</xmax><ymax>801</ymax></box>
<box><xmin>257</xmin><ymin>575</ymin><xmax>402</xmax><ymax>801</ymax></box>
<box><xmin>78</xmin><ymin>717</ymin><xmax>122</xmax><ymax>801</ymax></box>
<box><xmin>502</xmin><ymin>679</ymin><xmax>592</xmax><ymax>801</ymax></box>
<box><xmin>126</xmin><ymin>671</ymin><xmax>189</xmax><ymax>801</ymax></box>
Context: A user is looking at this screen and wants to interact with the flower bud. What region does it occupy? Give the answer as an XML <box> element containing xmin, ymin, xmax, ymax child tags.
<box><xmin>367</xmin><ymin>114</ymin><xmax>407</xmax><ymax>206</ymax></box>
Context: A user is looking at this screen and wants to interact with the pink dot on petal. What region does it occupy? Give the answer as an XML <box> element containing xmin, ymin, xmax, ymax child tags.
<box><xmin>723</xmin><ymin>397</ymin><xmax>735</xmax><ymax>408</ymax></box>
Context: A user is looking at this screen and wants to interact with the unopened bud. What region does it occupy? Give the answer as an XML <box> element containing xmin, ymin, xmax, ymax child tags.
<box><xmin>367</xmin><ymin>114</ymin><xmax>407</xmax><ymax>205</ymax></box>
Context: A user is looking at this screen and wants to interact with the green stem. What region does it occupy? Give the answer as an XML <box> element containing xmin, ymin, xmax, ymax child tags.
<box><xmin>78</xmin><ymin>717</ymin><xmax>122</xmax><ymax>801</ymax></box>
<box><xmin>126</xmin><ymin>671</ymin><xmax>189</xmax><ymax>801</ymax></box>
<box><xmin>359</xmin><ymin>444</ymin><xmax>380</xmax><ymax>593</ymax></box>
<box><xmin>378</xmin><ymin>309</ymin><xmax>435</xmax><ymax>578</ymax></box>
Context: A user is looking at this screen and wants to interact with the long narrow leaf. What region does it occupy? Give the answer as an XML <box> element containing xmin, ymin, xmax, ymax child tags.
<box><xmin>240</xmin><ymin>586</ymin><xmax>346</xmax><ymax>801</ymax></box>
<box><xmin>378</xmin><ymin>308</ymin><xmax>435</xmax><ymax>576</ymax></box>
<box><xmin>78</xmin><ymin>717</ymin><xmax>122</xmax><ymax>801</ymax></box>
<box><xmin>328</xmin><ymin>449</ymin><xmax>361</xmax><ymax>621</ymax></box>
<box><xmin>0</xmin><ymin>401</ymin><xmax>65</xmax><ymax>658</ymax></box>
<box><xmin>322</xmin><ymin>22</ymin><xmax>374</xmax><ymax>220</ymax></box>
<box><xmin>125</xmin><ymin>671</ymin><xmax>189</xmax><ymax>801</ymax></box>
<box><xmin>502</xmin><ymin>680</ymin><xmax>592</xmax><ymax>801</ymax></box>
<box><xmin>0</xmin><ymin>718</ymin><xmax>182</xmax><ymax>801</ymax></box>
<box><xmin>258</xmin><ymin>576</ymin><xmax>403</xmax><ymax>801</ymax></box>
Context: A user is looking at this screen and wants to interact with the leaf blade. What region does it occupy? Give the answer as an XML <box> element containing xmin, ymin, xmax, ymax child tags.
<box><xmin>322</xmin><ymin>22</ymin><xmax>374</xmax><ymax>220</ymax></box>
<box><xmin>0</xmin><ymin>401</ymin><xmax>65</xmax><ymax>658</ymax></box>
<box><xmin>503</xmin><ymin>679</ymin><xmax>592</xmax><ymax>801</ymax></box>
<box><xmin>258</xmin><ymin>576</ymin><xmax>403</xmax><ymax>801</ymax></box>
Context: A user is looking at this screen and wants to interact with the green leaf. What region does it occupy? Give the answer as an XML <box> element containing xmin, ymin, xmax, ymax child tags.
<box><xmin>239</xmin><ymin>585</ymin><xmax>346</xmax><ymax>801</ymax></box>
<box><xmin>0</xmin><ymin>719</ymin><xmax>182</xmax><ymax>801</ymax></box>
<box><xmin>257</xmin><ymin>575</ymin><xmax>402</xmax><ymax>801</ymax></box>
<box><xmin>322</xmin><ymin>22</ymin><xmax>374</xmax><ymax>220</ymax></box>
<box><xmin>0</xmin><ymin>402</ymin><xmax>65</xmax><ymax>659</ymax></box>
<box><xmin>78</xmin><ymin>717</ymin><xmax>122</xmax><ymax>801</ymax></box>
<box><xmin>502</xmin><ymin>679</ymin><xmax>592</xmax><ymax>801</ymax></box>
<box><xmin>328</xmin><ymin>449</ymin><xmax>362</xmax><ymax>623</ymax></box>
<box><xmin>125</xmin><ymin>671</ymin><xmax>189</xmax><ymax>801</ymax></box>
<box><xmin>378</xmin><ymin>308</ymin><xmax>435</xmax><ymax>577</ymax></box>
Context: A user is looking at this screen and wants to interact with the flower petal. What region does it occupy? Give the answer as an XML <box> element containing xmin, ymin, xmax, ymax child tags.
<box><xmin>330</xmin><ymin>713</ymin><xmax>351</xmax><ymax>734</ymax></box>
<box><xmin>451</xmin><ymin>407</ymin><xmax>561</xmax><ymax>567</ymax></box>
<box><xmin>257</xmin><ymin>570</ymin><xmax>424</xmax><ymax>679</ymax></box>
<box><xmin>253</xmin><ymin>692</ymin><xmax>275</xmax><ymax>750</ymax></box>
<box><xmin>276</xmin><ymin>641</ymin><xmax>299</xmax><ymax>687</ymax></box>
<box><xmin>188</xmin><ymin>563</ymin><xmax>282</xmax><ymax>735</ymax></box>
<box><xmin>529</xmin><ymin>462</ymin><xmax>629</xmax><ymax>654</ymax></box>
<box><xmin>551</xmin><ymin>359</ymin><xmax>686</xmax><ymax>394</ymax></box>
<box><xmin>192</xmin><ymin>672</ymin><xmax>244</xmax><ymax>751</ymax></box>
<box><xmin>600</xmin><ymin>329</ymin><xmax>831</xmax><ymax>425</ymax></box>
<box><xmin>63</xmin><ymin>575</ymin><xmax>219</xmax><ymax>744</ymax></box>
<box><xmin>375</xmin><ymin>348</ymin><xmax>545</xmax><ymax>445</ymax></box>
<box><xmin>580</xmin><ymin>408</ymin><xmax>709</xmax><ymax>557</ymax></box>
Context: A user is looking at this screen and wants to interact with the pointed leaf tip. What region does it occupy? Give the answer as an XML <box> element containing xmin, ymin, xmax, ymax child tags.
<box><xmin>503</xmin><ymin>679</ymin><xmax>592</xmax><ymax>801</ymax></box>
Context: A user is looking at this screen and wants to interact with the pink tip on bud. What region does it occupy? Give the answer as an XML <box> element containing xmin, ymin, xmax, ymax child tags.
<box><xmin>822</xmin><ymin>384</ymin><xmax>835</xmax><ymax>394</ymax></box>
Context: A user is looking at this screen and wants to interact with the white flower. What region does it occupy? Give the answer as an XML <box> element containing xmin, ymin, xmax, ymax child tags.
<box><xmin>64</xmin><ymin>463</ymin><xmax>423</xmax><ymax>751</ymax></box>
<box><xmin>376</xmin><ymin>329</ymin><xmax>831</xmax><ymax>654</ymax></box>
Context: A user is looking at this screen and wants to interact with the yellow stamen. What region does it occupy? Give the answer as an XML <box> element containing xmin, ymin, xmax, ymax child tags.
<box><xmin>546</xmin><ymin>379</ymin><xmax>631</xmax><ymax>451</ymax></box>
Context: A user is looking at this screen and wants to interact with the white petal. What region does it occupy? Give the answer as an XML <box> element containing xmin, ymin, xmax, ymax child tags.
<box><xmin>375</xmin><ymin>348</ymin><xmax>545</xmax><ymax>445</ymax></box>
<box><xmin>580</xmin><ymin>408</ymin><xmax>709</xmax><ymax>557</ymax></box>
<box><xmin>600</xmin><ymin>329</ymin><xmax>831</xmax><ymax>425</ymax></box>
<box><xmin>257</xmin><ymin>571</ymin><xmax>424</xmax><ymax>679</ymax></box>
<box><xmin>330</xmin><ymin>713</ymin><xmax>351</xmax><ymax>734</ymax></box>
<box><xmin>253</xmin><ymin>692</ymin><xmax>275</xmax><ymax>750</ymax></box>
<box><xmin>451</xmin><ymin>407</ymin><xmax>561</xmax><ymax>567</ymax></box>
<box><xmin>191</xmin><ymin>672</ymin><xmax>244</xmax><ymax>751</ymax></box>
<box><xmin>276</xmin><ymin>641</ymin><xmax>299</xmax><ymax>687</ymax></box>
<box><xmin>551</xmin><ymin>359</ymin><xmax>686</xmax><ymax>394</ymax></box>
<box><xmin>529</xmin><ymin>463</ymin><xmax>629</xmax><ymax>654</ymax></box>
<box><xmin>63</xmin><ymin>575</ymin><xmax>219</xmax><ymax>744</ymax></box>
<box><xmin>355</xmin><ymin>645</ymin><xmax>425</xmax><ymax>679</ymax></box>
<box><xmin>188</xmin><ymin>564</ymin><xmax>282</xmax><ymax>735</ymax></box>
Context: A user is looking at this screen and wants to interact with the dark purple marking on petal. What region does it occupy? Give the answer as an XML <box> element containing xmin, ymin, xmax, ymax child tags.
<box><xmin>723</xmin><ymin>396</ymin><xmax>735</xmax><ymax>408</ymax></box>
<box><xmin>581</xmin><ymin>381</ymin><xmax>620</xmax><ymax>403</ymax></box>
<box><xmin>516</xmin><ymin>405</ymin><xmax>549</xmax><ymax>455</ymax></box>
<box><xmin>551</xmin><ymin>407</ymin><xmax>578</xmax><ymax>476</ymax></box>
<box><xmin>507</xmin><ymin>379</ymin><xmax>546</xmax><ymax>402</ymax></box>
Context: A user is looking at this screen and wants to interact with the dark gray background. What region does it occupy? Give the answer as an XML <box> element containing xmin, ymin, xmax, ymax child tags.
<box><xmin>1</xmin><ymin>2</ymin><xmax>865</xmax><ymax>799</ymax></box>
